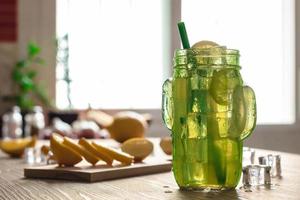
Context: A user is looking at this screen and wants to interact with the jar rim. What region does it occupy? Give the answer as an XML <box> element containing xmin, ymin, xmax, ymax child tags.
<box><xmin>174</xmin><ymin>46</ymin><xmax>239</xmax><ymax>56</ymax></box>
<box><xmin>173</xmin><ymin>46</ymin><xmax>240</xmax><ymax>68</ymax></box>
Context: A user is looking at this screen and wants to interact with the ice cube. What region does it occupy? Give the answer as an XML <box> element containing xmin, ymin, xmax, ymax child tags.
<box><xmin>242</xmin><ymin>165</ymin><xmax>271</xmax><ymax>186</ymax></box>
<box><xmin>258</xmin><ymin>154</ymin><xmax>281</xmax><ymax>177</ymax></box>
<box><xmin>24</xmin><ymin>147</ymin><xmax>36</xmax><ymax>164</ymax></box>
<box><xmin>275</xmin><ymin>155</ymin><xmax>282</xmax><ymax>177</ymax></box>
<box><xmin>258</xmin><ymin>156</ymin><xmax>267</xmax><ymax>165</ymax></box>
<box><xmin>243</xmin><ymin>147</ymin><xmax>255</xmax><ymax>166</ymax></box>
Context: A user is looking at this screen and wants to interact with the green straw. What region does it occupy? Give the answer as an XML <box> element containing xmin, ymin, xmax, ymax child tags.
<box><xmin>177</xmin><ymin>22</ymin><xmax>190</xmax><ymax>49</ymax></box>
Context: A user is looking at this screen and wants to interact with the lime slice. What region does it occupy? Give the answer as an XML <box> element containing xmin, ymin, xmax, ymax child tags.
<box><xmin>209</xmin><ymin>69</ymin><xmax>241</xmax><ymax>105</ymax></box>
<box><xmin>229</xmin><ymin>86</ymin><xmax>246</xmax><ymax>138</ymax></box>
<box><xmin>229</xmin><ymin>86</ymin><xmax>256</xmax><ymax>140</ymax></box>
<box><xmin>240</xmin><ymin>86</ymin><xmax>256</xmax><ymax>140</ymax></box>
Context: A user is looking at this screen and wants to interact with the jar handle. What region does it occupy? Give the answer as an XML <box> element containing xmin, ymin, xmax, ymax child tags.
<box><xmin>162</xmin><ymin>78</ymin><xmax>173</xmax><ymax>130</ymax></box>
<box><xmin>240</xmin><ymin>86</ymin><xmax>257</xmax><ymax>140</ymax></box>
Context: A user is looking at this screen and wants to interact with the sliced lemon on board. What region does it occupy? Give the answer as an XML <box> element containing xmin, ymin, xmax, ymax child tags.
<box><xmin>79</xmin><ymin>138</ymin><xmax>113</xmax><ymax>166</ymax></box>
<box><xmin>92</xmin><ymin>142</ymin><xmax>133</xmax><ymax>165</ymax></box>
<box><xmin>63</xmin><ymin>137</ymin><xmax>100</xmax><ymax>165</ymax></box>
<box><xmin>0</xmin><ymin>137</ymin><xmax>36</xmax><ymax>157</ymax></box>
<box><xmin>50</xmin><ymin>133</ymin><xmax>82</xmax><ymax>166</ymax></box>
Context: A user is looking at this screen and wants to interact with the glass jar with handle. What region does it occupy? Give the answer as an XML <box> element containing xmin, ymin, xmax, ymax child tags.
<box><xmin>162</xmin><ymin>45</ymin><xmax>256</xmax><ymax>190</ymax></box>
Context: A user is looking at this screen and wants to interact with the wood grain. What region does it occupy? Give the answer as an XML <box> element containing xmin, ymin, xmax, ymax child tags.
<box><xmin>0</xmin><ymin>139</ymin><xmax>299</xmax><ymax>200</ymax></box>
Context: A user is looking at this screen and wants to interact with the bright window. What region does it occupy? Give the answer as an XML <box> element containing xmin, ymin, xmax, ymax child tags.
<box><xmin>57</xmin><ymin>0</ymin><xmax>295</xmax><ymax>125</ymax></box>
<box><xmin>182</xmin><ymin>0</ymin><xmax>295</xmax><ymax>124</ymax></box>
<box><xmin>56</xmin><ymin>0</ymin><xmax>163</xmax><ymax>109</ymax></box>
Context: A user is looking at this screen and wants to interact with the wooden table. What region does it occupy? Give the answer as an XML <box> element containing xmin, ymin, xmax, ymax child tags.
<box><xmin>0</xmin><ymin>140</ymin><xmax>299</xmax><ymax>200</ymax></box>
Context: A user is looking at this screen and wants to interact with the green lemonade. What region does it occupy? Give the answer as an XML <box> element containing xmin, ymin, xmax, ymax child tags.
<box><xmin>162</xmin><ymin>46</ymin><xmax>256</xmax><ymax>190</ymax></box>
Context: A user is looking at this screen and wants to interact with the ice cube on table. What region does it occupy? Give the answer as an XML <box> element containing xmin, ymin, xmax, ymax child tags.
<box><xmin>24</xmin><ymin>147</ymin><xmax>36</xmax><ymax>164</ymax></box>
<box><xmin>242</xmin><ymin>165</ymin><xmax>271</xmax><ymax>186</ymax></box>
<box><xmin>258</xmin><ymin>154</ymin><xmax>282</xmax><ymax>177</ymax></box>
<box><xmin>243</xmin><ymin>147</ymin><xmax>255</xmax><ymax>166</ymax></box>
<box><xmin>24</xmin><ymin>147</ymin><xmax>48</xmax><ymax>164</ymax></box>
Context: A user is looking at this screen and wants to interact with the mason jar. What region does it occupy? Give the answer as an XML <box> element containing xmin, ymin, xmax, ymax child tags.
<box><xmin>162</xmin><ymin>46</ymin><xmax>256</xmax><ymax>190</ymax></box>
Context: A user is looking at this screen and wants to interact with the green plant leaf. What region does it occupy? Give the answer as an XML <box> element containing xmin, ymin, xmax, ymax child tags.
<box><xmin>17</xmin><ymin>94</ymin><xmax>34</xmax><ymax>110</ymax></box>
<box><xmin>10</xmin><ymin>41</ymin><xmax>50</xmax><ymax>110</ymax></box>
<box><xmin>16</xmin><ymin>60</ymin><xmax>28</xmax><ymax>68</ymax></box>
<box><xmin>27</xmin><ymin>70</ymin><xmax>37</xmax><ymax>79</ymax></box>
<box><xmin>28</xmin><ymin>42</ymin><xmax>41</xmax><ymax>58</ymax></box>
<box><xmin>20</xmin><ymin>76</ymin><xmax>34</xmax><ymax>91</ymax></box>
<box><xmin>12</xmin><ymin>69</ymin><xmax>23</xmax><ymax>82</ymax></box>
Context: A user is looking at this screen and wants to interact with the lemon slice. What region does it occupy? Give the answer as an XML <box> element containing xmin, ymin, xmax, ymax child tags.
<box><xmin>79</xmin><ymin>138</ymin><xmax>113</xmax><ymax>166</ymax></box>
<box><xmin>50</xmin><ymin>133</ymin><xmax>82</xmax><ymax>166</ymax></box>
<box><xmin>92</xmin><ymin>142</ymin><xmax>133</xmax><ymax>165</ymax></box>
<box><xmin>63</xmin><ymin>137</ymin><xmax>100</xmax><ymax>165</ymax></box>
<box><xmin>192</xmin><ymin>40</ymin><xmax>219</xmax><ymax>49</ymax></box>
<box><xmin>0</xmin><ymin>137</ymin><xmax>36</xmax><ymax>157</ymax></box>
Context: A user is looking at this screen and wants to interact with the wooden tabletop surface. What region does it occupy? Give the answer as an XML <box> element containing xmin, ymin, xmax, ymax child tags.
<box><xmin>0</xmin><ymin>139</ymin><xmax>299</xmax><ymax>200</ymax></box>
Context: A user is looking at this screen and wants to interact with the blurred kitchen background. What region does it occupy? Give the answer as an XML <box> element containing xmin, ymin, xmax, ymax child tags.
<box><xmin>0</xmin><ymin>0</ymin><xmax>299</xmax><ymax>153</ymax></box>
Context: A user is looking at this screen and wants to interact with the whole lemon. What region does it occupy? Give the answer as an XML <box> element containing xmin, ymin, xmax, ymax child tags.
<box><xmin>121</xmin><ymin>138</ymin><xmax>153</xmax><ymax>161</ymax></box>
<box><xmin>107</xmin><ymin>111</ymin><xmax>148</xmax><ymax>143</ymax></box>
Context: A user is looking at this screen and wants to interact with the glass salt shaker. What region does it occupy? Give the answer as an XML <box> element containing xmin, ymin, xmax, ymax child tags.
<box><xmin>1</xmin><ymin>106</ymin><xmax>23</xmax><ymax>139</ymax></box>
<box><xmin>25</xmin><ymin>106</ymin><xmax>45</xmax><ymax>137</ymax></box>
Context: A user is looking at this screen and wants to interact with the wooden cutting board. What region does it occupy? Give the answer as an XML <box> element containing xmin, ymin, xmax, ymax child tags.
<box><xmin>24</xmin><ymin>158</ymin><xmax>172</xmax><ymax>182</ymax></box>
